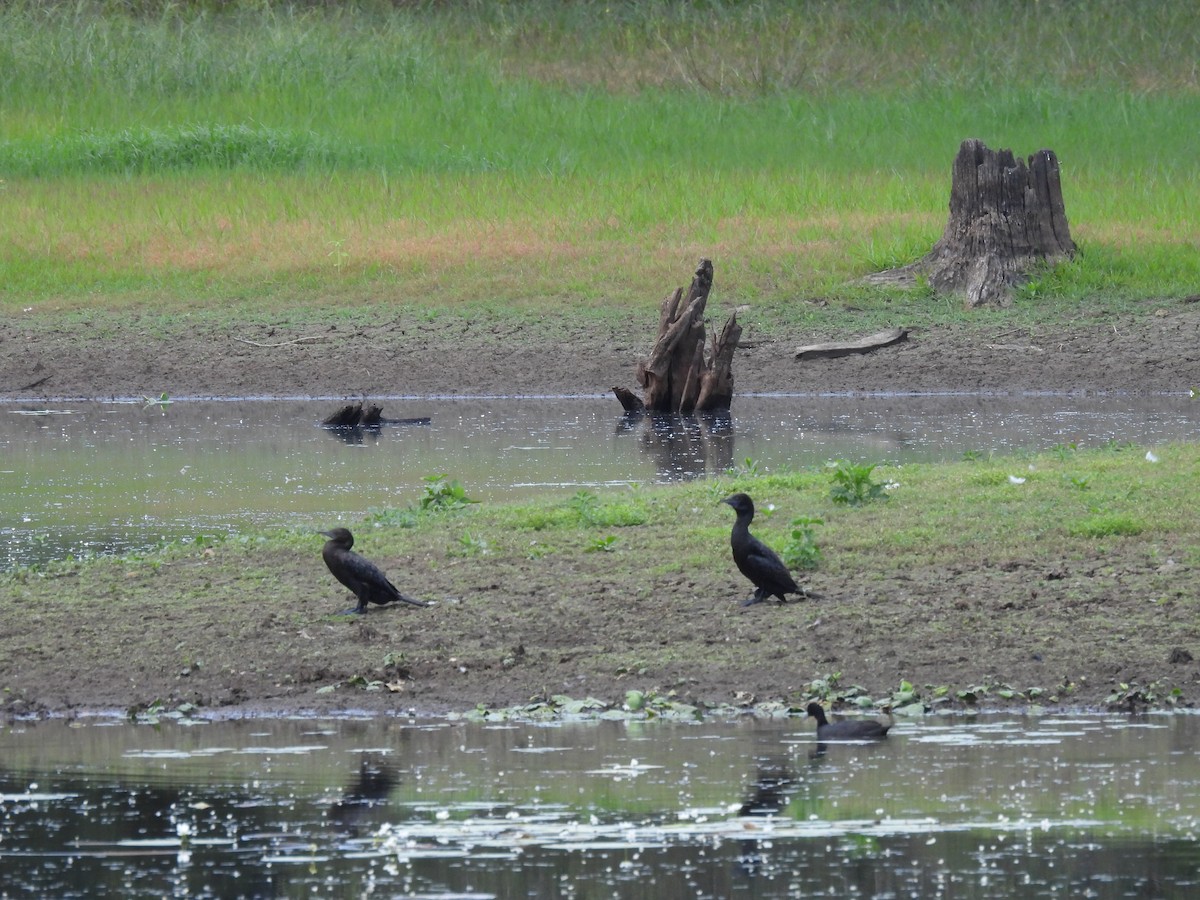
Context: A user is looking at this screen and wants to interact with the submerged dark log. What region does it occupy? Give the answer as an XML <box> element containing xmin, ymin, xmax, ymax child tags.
<box><xmin>323</xmin><ymin>402</ymin><xmax>364</xmax><ymax>428</ymax></box>
<box><xmin>322</xmin><ymin>402</ymin><xmax>430</xmax><ymax>430</ymax></box>
<box><xmin>613</xmin><ymin>386</ymin><xmax>645</xmax><ymax>414</ymax></box>
<box><xmin>613</xmin><ymin>259</ymin><xmax>741</xmax><ymax>413</ymax></box>
<box><xmin>867</xmin><ymin>139</ymin><xmax>1075</xmax><ymax>307</ymax></box>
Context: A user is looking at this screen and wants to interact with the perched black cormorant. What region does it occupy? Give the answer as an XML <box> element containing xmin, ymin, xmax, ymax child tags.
<box><xmin>319</xmin><ymin>528</ymin><xmax>429</xmax><ymax>614</ymax></box>
<box><xmin>806</xmin><ymin>702</ymin><xmax>892</xmax><ymax>741</ymax></box>
<box><xmin>721</xmin><ymin>492</ymin><xmax>805</xmax><ymax>606</ymax></box>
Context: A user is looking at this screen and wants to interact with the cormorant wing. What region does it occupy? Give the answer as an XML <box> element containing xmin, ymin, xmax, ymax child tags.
<box><xmin>743</xmin><ymin>536</ymin><xmax>796</xmax><ymax>589</ymax></box>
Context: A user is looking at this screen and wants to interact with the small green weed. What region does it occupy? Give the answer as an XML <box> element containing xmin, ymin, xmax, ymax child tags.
<box><xmin>729</xmin><ymin>457</ymin><xmax>761</xmax><ymax>477</ymax></box>
<box><xmin>586</xmin><ymin>535</ymin><xmax>618</xmax><ymax>553</ymax></box>
<box><xmin>450</xmin><ymin>532</ymin><xmax>489</xmax><ymax>557</ymax></box>
<box><xmin>327</xmin><ymin>239</ymin><xmax>349</xmax><ymax>273</ymax></box>
<box><xmin>569</xmin><ymin>490</ymin><xmax>600</xmax><ymax>523</ymax></box>
<box><xmin>420</xmin><ymin>474</ymin><xmax>478</xmax><ymax>512</ymax></box>
<box><xmin>1051</xmin><ymin>442</ymin><xmax>1078</xmax><ymax>460</ymax></box>
<box><xmin>782</xmin><ymin>515</ymin><xmax>823</xmax><ymax>570</ymax></box>
<box><xmin>828</xmin><ymin>460</ymin><xmax>889</xmax><ymax>506</ymax></box>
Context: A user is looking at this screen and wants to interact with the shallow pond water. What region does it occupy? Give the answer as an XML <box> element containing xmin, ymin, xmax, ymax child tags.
<box><xmin>1</xmin><ymin>713</ymin><xmax>1198</xmax><ymax>898</ymax></box>
<box><xmin>2</xmin><ymin>393</ymin><xmax>1195</xmax><ymax>569</ymax></box>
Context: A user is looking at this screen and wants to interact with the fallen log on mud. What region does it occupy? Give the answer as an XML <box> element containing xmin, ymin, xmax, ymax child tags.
<box><xmin>794</xmin><ymin>327</ymin><xmax>909</xmax><ymax>361</ymax></box>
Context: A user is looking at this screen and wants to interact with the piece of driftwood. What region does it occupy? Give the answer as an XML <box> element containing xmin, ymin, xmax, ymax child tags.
<box><xmin>984</xmin><ymin>343</ymin><xmax>1044</xmax><ymax>353</ymax></box>
<box><xmin>235</xmin><ymin>335</ymin><xmax>325</xmax><ymax>348</ymax></box>
<box><xmin>866</xmin><ymin>139</ymin><xmax>1074</xmax><ymax>307</ymax></box>
<box><xmin>322</xmin><ymin>402</ymin><xmax>430</xmax><ymax>429</ymax></box>
<box><xmin>794</xmin><ymin>327</ymin><xmax>909</xmax><ymax>361</ymax></box>
<box><xmin>612</xmin><ymin>386</ymin><xmax>645</xmax><ymax>413</ymax></box>
<box><xmin>323</xmin><ymin>402</ymin><xmax>366</xmax><ymax>428</ymax></box>
<box><xmin>614</xmin><ymin>259</ymin><xmax>742</xmax><ymax>413</ymax></box>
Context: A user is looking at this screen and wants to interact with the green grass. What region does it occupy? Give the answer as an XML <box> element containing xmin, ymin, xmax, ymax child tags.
<box><xmin>1</xmin><ymin>0</ymin><xmax>1197</xmax><ymax>313</ymax></box>
<box><xmin>16</xmin><ymin>439</ymin><xmax>1190</xmax><ymax>583</ymax></box>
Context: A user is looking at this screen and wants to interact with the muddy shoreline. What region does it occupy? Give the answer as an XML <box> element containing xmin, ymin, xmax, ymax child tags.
<box><xmin>3</xmin><ymin>306</ymin><xmax>1198</xmax><ymax>402</ymax></box>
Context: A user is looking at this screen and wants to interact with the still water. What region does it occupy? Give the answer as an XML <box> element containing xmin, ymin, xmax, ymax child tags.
<box><xmin>1</xmin><ymin>713</ymin><xmax>1198</xmax><ymax>898</ymax></box>
<box><xmin>2</xmin><ymin>393</ymin><xmax>1195</xmax><ymax>570</ymax></box>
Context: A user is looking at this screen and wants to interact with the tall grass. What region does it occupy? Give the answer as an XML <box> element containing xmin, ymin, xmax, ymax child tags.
<box><xmin>0</xmin><ymin>0</ymin><xmax>1197</xmax><ymax>311</ymax></box>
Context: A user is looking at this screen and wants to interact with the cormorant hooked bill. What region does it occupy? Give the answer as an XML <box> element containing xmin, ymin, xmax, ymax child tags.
<box><xmin>319</xmin><ymin>527</ymin><xmax>429</xmax><ymax>615</ymax></box>
<box><xmin>721</xmin><ymin>492</ymin><xmax>806</xmax><ymax>606</ymax></box>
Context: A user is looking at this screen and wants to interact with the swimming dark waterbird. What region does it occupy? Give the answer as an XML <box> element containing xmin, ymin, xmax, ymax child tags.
<box><xmin>721</xmin><ymin>492</ymin><xmax>805</xmax><ymax>606</ymax></box>
<box><xmin>806</xmin><ymin>702</ymin><xmax>892</xmax><ymax>741</ymax></box>
<box><xmin>318</xmin><ymin>527</ymin><xmax>429</xmax><ymax>614</ymax></box>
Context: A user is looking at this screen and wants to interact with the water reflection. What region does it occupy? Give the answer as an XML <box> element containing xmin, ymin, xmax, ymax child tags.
<box><xmin>1</xmin><ymin>714</ymin><xmax>1199</xmax><ymax>897</ymax></box>
<box><xmin>1</xmin><ymin>393</ymin><xmax>1195</xmax><ymax>569</ymax></box>
<box><xmin>735</xmin><ymin>759</ymin><xmax>797</xmax><ymax>879</ymax></box>
<box><xmin>737</xmin><ymin>760</ymin><xmax>796</xmax><ymax>817</ymax></box>
<box><xmin>616</xmin><ymin>409</ymin><xmax>734</xmax><ymax>481</ymax></box>
<box><xmin>326</xmin><ymin>754</ymin><xmax>400</xmax><ymax>835</ymax></box>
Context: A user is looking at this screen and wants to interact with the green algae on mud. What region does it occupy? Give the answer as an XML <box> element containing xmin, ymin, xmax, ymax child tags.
<box><xmin>3</xmin><ymin>443</ymin><xmax>1199</xmax><ymax>719</ymax></box>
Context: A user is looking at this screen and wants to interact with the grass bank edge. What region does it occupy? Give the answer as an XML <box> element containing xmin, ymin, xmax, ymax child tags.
<box><xmin>7</xmin><ymin>438</ymin><xmax>1197</xmax><ymax>588</ymax></box>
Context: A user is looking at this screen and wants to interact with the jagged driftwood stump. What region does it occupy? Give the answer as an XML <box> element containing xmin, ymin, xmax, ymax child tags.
<box><xmin>321</xmin><ymin>402</ymin><xmax>430</xmax><ymax>429</ymax></box>
<box><xmin>868</xmin><ymin>138</ymin><xmax>1075</xmax><ymax>307</ymax></box>
<box><xmin>614</xmin><ymin>259</ymin><xmax>742</xmax><ymax>414</ymax></box>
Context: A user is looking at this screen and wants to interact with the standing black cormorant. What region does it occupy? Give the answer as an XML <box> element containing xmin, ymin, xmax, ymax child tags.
<box><xmin>318</xmin><ymin>528</ymin><xmax>429</xmax><ymax>614</ymax></box>
<box><xmin>721</xmin><ymin>492</ymin><xmax>805</xmax><ymax>606</ymax></box>
<box><xmin>806</xmin><ymin>702</ymin><xmax>892</xmax><ymax>741</ymax></box>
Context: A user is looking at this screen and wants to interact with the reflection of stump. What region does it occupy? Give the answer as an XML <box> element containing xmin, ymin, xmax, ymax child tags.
<box><xmin>869</xmin><ymin>139</ymin><xmax>1075</xmax><ymax>307</ymax></box>
<box><xmin>615</xmin><ymin>410</ymin><xmax>734</xmax><ymax>482</ymax></box>
<box><xmin>616</xmin><ymin>259</ymin><xmax>742</xmax><ymax>413</ymax></box>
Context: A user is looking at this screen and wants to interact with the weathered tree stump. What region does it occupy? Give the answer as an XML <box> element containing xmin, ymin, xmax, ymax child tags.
<box><xmin>614</xmin><ymin>259</ymin><xmax>742</xmax><ymax>413</ymax></box>
<box><xmin>868</xmin><ymin>139</ymin><xmax>1075</xmax><ymax>307</ymax></box>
